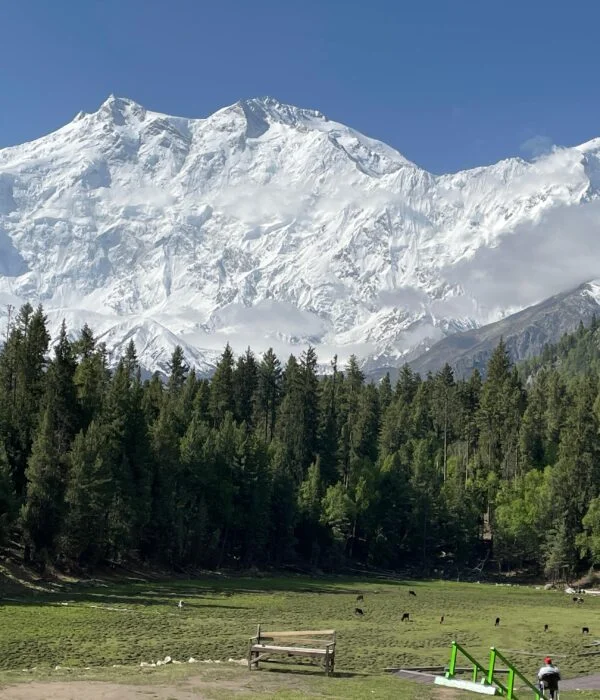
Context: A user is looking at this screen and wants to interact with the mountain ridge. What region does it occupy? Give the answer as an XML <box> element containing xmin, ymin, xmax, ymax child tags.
<box><xmin>1</xmin><ymin>95</ymin><xmax>599</xmax><ymax>374</ymax></box>
<box><xmin>402</xmin><ymin>281</ymin><xmax>600</xmax><ymax>379</ymax></box>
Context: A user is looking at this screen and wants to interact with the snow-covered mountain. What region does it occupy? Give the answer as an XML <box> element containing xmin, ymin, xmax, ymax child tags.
<box><xmin>1</xmin><ymin>94</ymin><xmax>600</xmax><ymax>374</ymax></box>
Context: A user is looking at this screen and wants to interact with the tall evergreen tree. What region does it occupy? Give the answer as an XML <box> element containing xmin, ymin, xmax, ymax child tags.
<box><xmin>60</xmin><ymin>421</ymin><xmax>112</xmax><ymax>565</ymax></box>
<box><xmin>0</xmin><ymin>443</ymin><xmax>16</xmax><ymax>543</ymax></box>
<box><xmin>209</xmin><ymin>344</ymin><xmax>235</xmax><ymax>426</ymax></box>
<box><xmin>168</xmin><ymin>345</ymin><xmax>188</xmax><ymax>395</ymax></box>
<box><xmin>378</xmin><ymin>373</ymin><xmax>393</xmax><ymax>412</ymax></box>
<box><xmin>73</xmin><ymin>326</ymin><xmax>108</xmax><ymax>431</ymax></box>
<box><xmin>45</xmin><ymin>320</ymin><xmax>79</xmax><ymax>454</ymax></box>
<box><xmin>233</xmin><ymin>348</ymin><xmax>258</xmax><ymax>426</ymax></box>
<box><xmin>255</xmin><ymin>348</ymin><xmax>282</xmax><ymax>442</ymax></box>
<box><xmin>21</xmin><ymin>408</ymin><xmax>63</xmax><ymax>564</ymax></box>
<box><xmin>317</xmin><ymin>358</ymin><xmax>339</xmax><ymax>485</ymax></box>
<box><xmin>0</xmin><ymin>304</ymin><xmax>50</xmax><ymax>496</ymax></box>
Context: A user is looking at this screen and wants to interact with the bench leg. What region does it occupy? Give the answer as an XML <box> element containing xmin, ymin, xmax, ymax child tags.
<box><xmin>248</xmin><ymin>650</ymin><xmax>259</xmax><ymax>671</ymax></box>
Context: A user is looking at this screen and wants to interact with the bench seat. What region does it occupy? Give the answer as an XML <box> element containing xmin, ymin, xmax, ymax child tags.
<box><xmin>251</xmin><ymin>644</ymin><xmax>330</xmax><ymax>655</ymax></box>
<box><xmin>248</xmin><ymin>625</ymin><xmax>336</xmax><ymax>675</ymax></box>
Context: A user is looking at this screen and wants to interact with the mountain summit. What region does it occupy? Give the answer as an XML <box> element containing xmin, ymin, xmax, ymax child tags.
<box><xmin>1</xmin><ymin>96</ymin><xmax>600</xmax><ymax>373</ymax></box>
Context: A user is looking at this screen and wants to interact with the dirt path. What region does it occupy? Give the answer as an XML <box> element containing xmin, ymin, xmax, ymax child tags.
<box><xmin>561</xmin><ymin>673</ymin><xmax>600</xmax><ymax>690</ymax></box>
<box><xmin>0</xmin><ymin>668</ymin><xmax>313</xmax><ymax>700</ymax></box>
<box><xmin>0</xmin><ymin>674</ymin><xmax>258</xmax><ymax>700</ymax></box>
<box><xmin>0</xmin><ymin>680</ymin><xmax>206</xmax><ymax>699</ymax></box>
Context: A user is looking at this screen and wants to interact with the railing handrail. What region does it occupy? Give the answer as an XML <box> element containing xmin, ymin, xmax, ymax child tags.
<box><xmin>491</xmin><ymin>647</ymin><xmax>544</xmax><ymax>699</ymax></box>
<box><xmin>447</xmin><ymin>641</ymin><xmax>544</xmax><ymax>699</ymax></box>
<box><xmin>451</xmin><ymin>641</ymin><xmax>488</xmax><ymax>677</ymax></box>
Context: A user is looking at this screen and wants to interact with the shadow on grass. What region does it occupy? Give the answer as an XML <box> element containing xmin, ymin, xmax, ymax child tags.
<box><xmin>257</xmin><ymin>666</ymin><xmax>370</xmax><ymax>679</ymax></box>
<box><xmin>1</xmin><ymin>594</ymin><xmax>253</xmax><ymax>610</ymax></box>
<box><xmin>1</xmin><ymin>570</ymin><xmax>414</xmax><ymax>611</ymax></box>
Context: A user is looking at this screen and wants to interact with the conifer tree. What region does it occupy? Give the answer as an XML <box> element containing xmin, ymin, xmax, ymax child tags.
<box><xmin>378</xmin><ymin>373</ymin><xmax>393</xmax><ymax>412</ymax></box>
<box><xmin>21</xmin><ymin>408</ymin><xmax>63</xmax><ymax>564</ymax></box>
<box><xmin>477</xmin><ymin>339</ymin><xmax>524</xmax><ymax>479</ymax></box>
<box><xmin>233</xmin><ymin>348</ymin><xmax>258</xmax><ymax>426</ymax></box>
<box><xmin>209</xmin><ymin>344</ymin><xmax>235</xmax><ymax>426</ymax></box>
<box><xmin>73</xmin><ymin>326</ymin><xmax>108</xmax><ymax>431</ymax></box>
<box><xmin>395</xmin><ymin>364</ymin><xmax>419</xmax><ymax>405</ymax></box>
<box><xmin>255</xmin><ymin>349</ymin><xmax>282</xmax><ymax>442</ymax></box>
<box><xmin>101</xmin><ymin>355</ymin><xmax>151</xmax><ymax>560</ymax></box>
<box><xmin>0</xmin><ymin>304</ymin><xmax>50</xmax><ymax>496</ymax></box>
<box><xmin>168</xmin><ymin>345</ymin><xmax>188</xmax><ymax>395</ymax></box>
<box><xmin>0</xmin><ymin>443</ymin><xmax>16</xmax><ymax>543</ymax></box>
<box><xmin>46</xmin><ymin>320</ymin><xmax>79</xmax><ymax>454</ymax></box>
<box><xmin>61</xmin><ymin>421</ymin><xmax>111</xmax><ymax>564</ymax></box>
<box><xmin>432</xmin><ymin>364</ymin><xmax>456</xmax><ymax>481</ymax></box>
<box><xmin>317</xmin><ymin>359</ymin><xmax>339</xmax><ymax>484</ymax></box>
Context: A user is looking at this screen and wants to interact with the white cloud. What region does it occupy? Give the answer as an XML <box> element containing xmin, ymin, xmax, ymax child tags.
<box><xmin>440</xmin><ymin>198</ymin><xmax>600</xmax><ymax>316</ymax></box>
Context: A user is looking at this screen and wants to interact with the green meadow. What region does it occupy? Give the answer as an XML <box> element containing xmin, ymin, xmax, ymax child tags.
<box><xmin>1</xmin><ymin>575</ymin><xmax>600</xmax><ymax>698</ymax></box>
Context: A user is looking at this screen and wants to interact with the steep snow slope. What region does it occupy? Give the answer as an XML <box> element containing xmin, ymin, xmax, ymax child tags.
<box><xmin>0</xmin><ymin>95</ymin><xmax>599</xmax><ymax>373</ymax></box>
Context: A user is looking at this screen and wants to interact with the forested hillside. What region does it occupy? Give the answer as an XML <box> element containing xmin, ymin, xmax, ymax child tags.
<box><xmin>2</xmin><ymin>303</ymin><xmax>600</xmax><ymax>578</ymax></box>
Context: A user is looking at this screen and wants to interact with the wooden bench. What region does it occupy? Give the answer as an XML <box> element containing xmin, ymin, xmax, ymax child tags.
<box><xmin>248</xmin><ymin>625</ymin><xmax>336</xmax><ymax>675</ymax></box>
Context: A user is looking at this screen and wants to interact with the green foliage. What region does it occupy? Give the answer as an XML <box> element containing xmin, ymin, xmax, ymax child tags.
<box><xmin>0</xmin><ymin>443</ymin><xmax>16</xmax><ymax>542</ymax></box>
<box><xmin>5</xmin><ymin>303</ymin><xmax>600</xmax><ymax>575</ymax></box>
<box><xmin>21</xmin><ymin>408</ymin><xmax>63</xmax><ymax>563</ymax></box>
<box><xmin>60</xmin><ymin>421</ymin><xmax>112</xmax><ymax>565</ymax></box>
<box><xmin>494</xmin><ymin>468</ymin><xmax>552</xmax><ymax>567</ymax></box>
<box><xmin>577</xmin><ymin>496</ymin><xmax>600</xmax><ymax>565</ymax></box>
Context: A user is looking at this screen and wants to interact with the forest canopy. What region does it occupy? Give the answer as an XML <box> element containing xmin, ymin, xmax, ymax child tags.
<box><xmin>2</xmin><ymin>304</ymin><xmax>600</xmax><ymax>579</ymax></box>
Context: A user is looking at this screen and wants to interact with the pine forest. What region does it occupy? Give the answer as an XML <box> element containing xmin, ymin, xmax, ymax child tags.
<box><xmin>2</xmin><ymin>303</ymin><xmax>600</xmax><ymax>580</ymax></box>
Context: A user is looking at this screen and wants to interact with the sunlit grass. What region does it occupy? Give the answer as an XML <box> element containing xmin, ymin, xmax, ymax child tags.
<box><xmin>1</xmin><ymin>575</ymin><xmax>600</xmax><ymax>697</ymax></box>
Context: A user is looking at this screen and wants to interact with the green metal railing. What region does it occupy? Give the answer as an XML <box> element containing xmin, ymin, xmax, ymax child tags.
<box><xmin>445</xmin><ymin>641</ymin><xmax>545</xmax><ymax>700</ymax></box>
<box><xmin>446</xmin><ymin>641</ymin><xmax>492</xmax><ymax>685</ymax></box>
<box><xmin>488</xmin><ymin>647</ymin><xmax>544</xmax><ymax>700</ymax></box>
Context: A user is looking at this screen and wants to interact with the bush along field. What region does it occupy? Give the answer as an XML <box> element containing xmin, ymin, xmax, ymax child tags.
<box><xmin>1</xmin><ymin>576</ymin><xmax>600</xmax><ymax>688</ymax></box>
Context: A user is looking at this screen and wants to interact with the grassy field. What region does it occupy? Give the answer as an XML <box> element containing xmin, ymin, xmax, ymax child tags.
<box><xmin>1</xmin><ymin>573</ymin><xmax>600</xmax><ymax>698</ymax></box>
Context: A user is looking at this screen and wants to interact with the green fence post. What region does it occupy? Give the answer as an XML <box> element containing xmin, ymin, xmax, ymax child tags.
<box><xmin>488</xmin><ymin>647</ymin><xmax>496</xmax><ymax>686</ymax></box>
<box><xmin>506</xmin><ymin>668</ymin><xmax>514</xmax><ymax>700</ymax></box>
<box><xmin>447</xmin><ymin>641</ymin><xmax>457</xmax><ymax>678</ymax></box>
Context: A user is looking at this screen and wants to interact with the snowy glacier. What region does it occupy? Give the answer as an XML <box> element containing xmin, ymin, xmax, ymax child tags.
<box><xmin>1</xmin><ymin>94</ymin><xmax>600</xmax><ymax>374</ymax></box>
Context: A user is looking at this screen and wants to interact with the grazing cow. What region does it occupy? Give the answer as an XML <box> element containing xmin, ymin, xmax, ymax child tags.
<box><xmin>409</xmin><ymin>590</ymin><xmax>417</xmax><ymax>597</ymax></box>
<box><xmin>356</xmin><ymin>594</ymin><xmax>364</xmax><ymax>602</ymax></box>
<box><xmin>354</xmin><ymin>607</ymin><xmax>364</xmax><ymax>616</ymax></box>
<box><xmin>495</xmin><ymin>617</ymin><xmax>500</xmax><ymax>627</ymax></box>
<box><xmin>440</xmin><ymin>616</ymin><xmax>445</xmax><ymax>624</ymax></box>
<box><xmin>544</xmin><ymin>624</ymin><xmax>549</xmax><ymax>632</ymax></box>
<box><xmin>401</xmin><ymin>612</ymin><xmax>410</xmax><ymax>622</ymax></box>
<box><xmin>583</xmin><ymin>626</ymin><xmax>590</xmax><ymax>635</ymax></box>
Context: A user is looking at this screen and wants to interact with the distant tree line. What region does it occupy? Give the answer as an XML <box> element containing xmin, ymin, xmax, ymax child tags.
<box><xmin>2</xmin><ymin>303</ymin><xmax>600</xmax><ymax>579</ymax></box>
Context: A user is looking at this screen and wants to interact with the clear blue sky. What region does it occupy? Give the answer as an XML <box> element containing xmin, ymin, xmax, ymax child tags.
<box><xmin>1</xmin><ymin>0</ymin><xmax>598</xmax><ymax>173</ymax></box>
